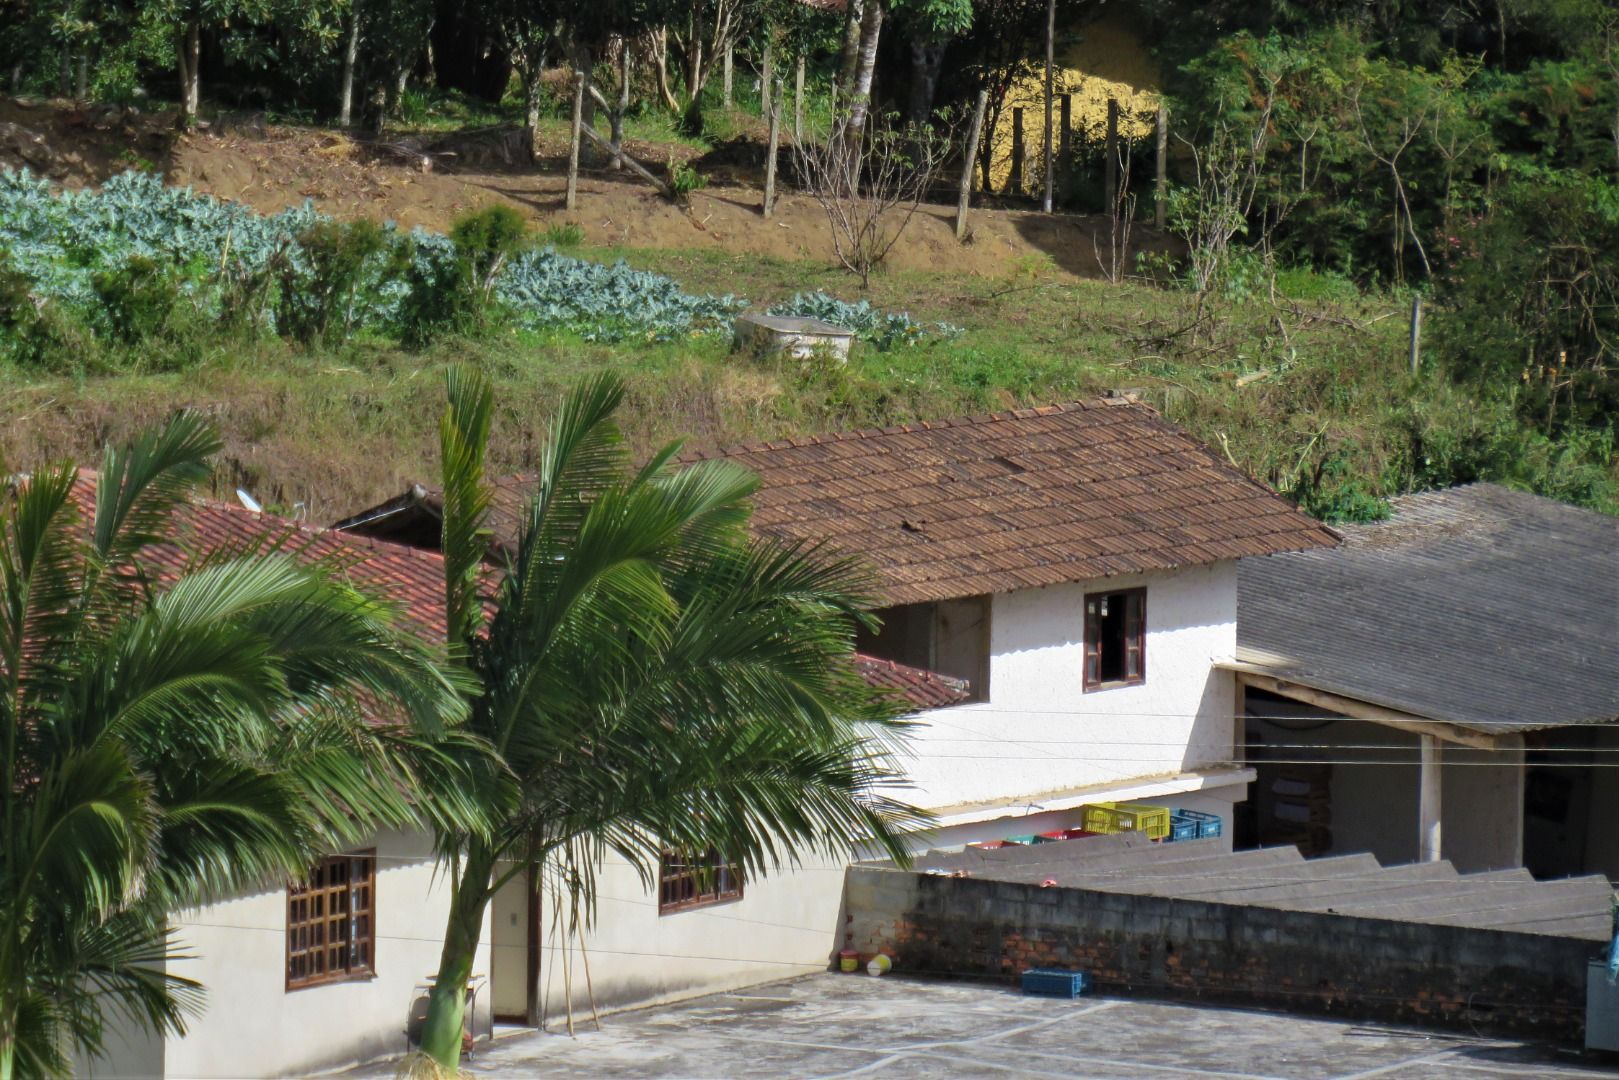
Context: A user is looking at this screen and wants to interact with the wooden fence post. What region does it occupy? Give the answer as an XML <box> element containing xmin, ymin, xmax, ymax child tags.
<box><xmin>567</xmin><ymin>71</ymin><xmax>585</xmax><ymax>211</ymax></box>
<box><xmin>794</xmin><ymin>55</ymin><xmax>805</xmax><ymax>142</ymax></box>
<box><xmin>723</xmin><ymin>46</ymin><xmax>734</xmax><ymax>109</ymax></box>
<box><xmin>1155</xmin><ymin>101</ymin><xmax>1167</xmax><ymax>229</ymax></box>
<box><xmin>1010</xmin><ymin>106</ymin><xmax>1025</xmax><ymax>195</ymax></box>
<box><xmin>761</xmin><ymin>38</ymin><xmax>774</xmax><ymax>118</ymax></box>
<box><xmin>1409</xmin><ymin>294</ymin><xmax>1423</xmax><ymax>374</ymax></box>
<box><xmin>956</xmin><ymin>89</ymin><xmax>989</xmax><ymax>241</ymax></box>
<box><xmin>612</xmin><ymin>42</ymin><xmax>630</xmax><ymax>171</ymax></box>
<box><xmin>1104</xmin><ymin>97</ymin><xmax>1119</xmax><ymax>214</ymax></box>
<box><xmin>764</xmin><ymin>80</ymin><xmax>783</xmax><ymax>217</ymax></box>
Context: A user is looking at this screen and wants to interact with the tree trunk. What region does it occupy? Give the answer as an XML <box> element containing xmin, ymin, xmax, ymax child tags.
<box><xmin>613</xmin><ymin>42</ymin><xmax>630</xmax><ymax>170</ymax></box>
<box><xmin>652</xmin><ymin>30</ymin><xmax>680</xmax><ymax>112</ymax></box>
<box><xmin>75</xmin><ymin>49</ymin><xmax>89</xmax><ymax>101</ymax></box>
<box><xmin>9</xmin><ymin>62</ymin><xmax>22</xmax><ymax>96</ymax></box>
<box><xmin>906</xmin><ymin>39</ymin><xmax>945</xmax><ymax>125</ymax></box>
<box><xmin>339</xmin><ymin>11</ymin><xmax>360</xmax><ymax>126</ymax></box>
<box><xmin>522</xmin><ymin>55</ymin><xmax>547</xmax><ymax>163</ymax></box>
<box><xmin>761</xmin><ymin>36</ymin><xmax>774</xmax><ymax>118</ymax></box>
<box><xmin>846</xmin><ymin>1</ymin><xmax>883</xmax><ymax>138</ymax></box>
<box><xmin>176</xmin><ymin>22</ymin><xmax>201</xmax><ymax>129</ymax></box>
<box><xmin>419</xmin><ymin>844</ymin><xmax>497</xmax><ymax>1071</ymax></box>
<box><xmin>57</xmin><ymin>45</ymin><xmax>70</xmax><ymax>98</ymax></box>
<box><xmin>836</xmin><ymin>0</ymin><xmax>864</xmax><ymax>94</ymax></box>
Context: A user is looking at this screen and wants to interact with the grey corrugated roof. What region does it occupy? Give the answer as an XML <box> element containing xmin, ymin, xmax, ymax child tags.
<box><xmin>864</xmin><ymin>834</ymin><xmax>1611</xmax><ymax>940</ymax></box>
<box><xmin>1238</xmin><ymin>483</ymin><xmax>1619</xmax><ymax>733</ymax></box>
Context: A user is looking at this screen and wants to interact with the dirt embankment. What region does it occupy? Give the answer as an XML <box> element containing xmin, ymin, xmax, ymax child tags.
<box><xmin>2</xmin><ymin>97</ymin><xmax>1170</xmax><ymax>280</ymax></box>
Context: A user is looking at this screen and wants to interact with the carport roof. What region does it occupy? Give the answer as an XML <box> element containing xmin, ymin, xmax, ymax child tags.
<box><xmin>1237</xmin><ymin>484</ymin><xmax>1619</xmax><ymax>734</ymax></box>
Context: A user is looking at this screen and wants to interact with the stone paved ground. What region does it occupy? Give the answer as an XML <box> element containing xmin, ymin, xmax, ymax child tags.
<box><xmin>343</xmin><ymin>973</ymin><xmax>1616</xmax><ymax>1079</ymax></box>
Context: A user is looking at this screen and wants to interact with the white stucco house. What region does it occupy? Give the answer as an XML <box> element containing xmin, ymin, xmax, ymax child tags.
<box><xmin>96</xmin><ymin>398</ymin><xmax>1335</xmax><ymax>1078</ymax></box>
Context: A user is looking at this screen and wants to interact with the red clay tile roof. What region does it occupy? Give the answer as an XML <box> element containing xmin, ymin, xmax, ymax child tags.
<box><xmin>59</xmin><ymin>475</ymin><xmax>951</xmax><ymax>710</ymax></box>
<box><xmin>64</xmin><ymin>472</ymin><xmax>454</xmax><ymax>643</ymax></box>
<box><xmin>855</xmin><ymin>656</ymin><xmax>972</xmax><ymax>710</ymax></box>
<box><xmin>336</xmin><ymin>400</ymin><xmax>1337</xmax><ymax>608</ymax></box>
<box><xmin>680</xmin><ymin>400</ymin><xmax>1339</xmax><ymax>604</ymax></box>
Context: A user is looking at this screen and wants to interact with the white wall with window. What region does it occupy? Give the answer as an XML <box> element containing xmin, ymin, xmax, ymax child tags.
<box><xmin>88</xmin><ymin>829</ymin><xmax>494</xmax><ymax>1080</ymax></box>
<box><xmin>874</xmin><ymin>561</ymin><xmax>1245</xmax><ymax>828</ymax></box>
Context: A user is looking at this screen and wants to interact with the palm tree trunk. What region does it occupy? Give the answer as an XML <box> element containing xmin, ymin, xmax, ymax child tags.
<box><xmin>419</xmin><ymin>842</ymin><xmax>497</xmax><ymax>1070</ymax></box>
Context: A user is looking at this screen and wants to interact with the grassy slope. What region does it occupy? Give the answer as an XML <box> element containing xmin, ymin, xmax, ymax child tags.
<box><xmin>1</xmin><ymin>241</ymin><xmax>1460</xmax><ymax>525</ymax></box>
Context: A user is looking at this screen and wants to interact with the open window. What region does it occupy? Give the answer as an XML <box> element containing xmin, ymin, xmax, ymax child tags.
<box><xmin>855</xmin><ymin>595</ymin><xmax>990</xmax><ymax>703</ymax></box>
<box><xmin>1084</xmin><ymin>588</ymin><xmax>1145</xmax><ymax>691</ymax></box>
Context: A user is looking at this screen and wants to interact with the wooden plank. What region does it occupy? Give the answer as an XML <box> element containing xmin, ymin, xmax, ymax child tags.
<box><xmin>1232</xmin><ymin>669</ymin><xmax>1499</xmax><ymax>750</ymax></box>
<box><xmin>579</xmin><ymin>120</ymin><xmax>670</xmax><ymax>197</ymax></box>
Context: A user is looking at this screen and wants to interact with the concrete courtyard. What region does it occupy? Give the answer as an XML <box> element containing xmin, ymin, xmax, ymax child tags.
<box><xmin>345</xmin><ymin>973</ymin><xmax>1613</xmax><ymax>1079</ymax></box>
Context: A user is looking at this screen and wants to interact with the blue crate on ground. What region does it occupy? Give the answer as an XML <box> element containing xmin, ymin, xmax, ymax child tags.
<box><xmin>1172</xmin><ymin>808</ymin><xmax>1223</xmax><ymax>840</ymax></box>
<box><xmin>1021</xmin><ymin>968</ymin><xmax>1091</xmax><ymax>999</ymax></box>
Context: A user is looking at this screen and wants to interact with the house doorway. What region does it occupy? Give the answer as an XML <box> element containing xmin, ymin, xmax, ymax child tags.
<box><xmin>490</xmin><ymin>865</ymin><xmax>539</xmax><ymax>1026</ymax></box>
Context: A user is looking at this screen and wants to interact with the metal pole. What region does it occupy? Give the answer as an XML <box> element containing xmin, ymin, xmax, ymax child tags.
<box><xmin>1409</xmin><ymin>294</ymin><xmax>1423</xmax><ymax>375</ymax></box>
<box><xmin>566</xmin><ymin>71</ymin><xmax>584</xmax><ymax>211</ymax></box>
<box><xmin>1041</xmin><ymin>0</ymin><xmax>1055</xmax><ymax>213</ymax></box>
<box><xmin>956</xmin><ymin>89</ymin><xmax>989</xmax><ymax>241</ymax></box>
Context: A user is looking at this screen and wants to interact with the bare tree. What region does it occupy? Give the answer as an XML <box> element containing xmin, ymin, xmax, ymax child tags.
<box><xmin>1095</xmin><ymin>134</ymin><xmax>1135</xmax><ymax>284</ymax></box>
<box><xmin>794</xmin><ymin>108</ymin><xmax>953</xmax><ymax>287</ymax></box>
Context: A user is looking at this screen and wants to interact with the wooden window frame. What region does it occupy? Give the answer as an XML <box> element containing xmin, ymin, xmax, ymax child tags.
<box><xmin>657</xmin><ymin>849</ymin><xmax>743</xmax><ymax>915</ymax></box>
<box><xmin>1083</xmin><ymin>587</ymin><xmax>1146</xmax><ymax>692</ymax></box>
<box><xmin>285</xmin><ymin>850</ymin><xmax>377</xmax><ymax>991</ymax></box>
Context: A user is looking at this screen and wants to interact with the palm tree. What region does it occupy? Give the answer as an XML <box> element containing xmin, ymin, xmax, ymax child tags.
<box><xmin>415</xmin><ymin>369</ymin><xmax>926</xmax><ymax>1069</ymax></box>
<box><xmin>0</xmin><ymin>414</ymin><xmax>480</xmax><ymax>1079</ymax></box>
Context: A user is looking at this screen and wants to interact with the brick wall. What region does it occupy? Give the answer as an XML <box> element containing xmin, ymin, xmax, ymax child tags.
<box><xmin>843</xmin><ymin>868</ymin><xmax>1595</xmax><ymax>1042</ymax></box>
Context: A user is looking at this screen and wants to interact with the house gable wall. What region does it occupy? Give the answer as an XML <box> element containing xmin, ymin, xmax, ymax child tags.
<box><xmin>898</xmin><ymin>561</ymin><xmax>1239</xmax><ymax>813</ymax></box>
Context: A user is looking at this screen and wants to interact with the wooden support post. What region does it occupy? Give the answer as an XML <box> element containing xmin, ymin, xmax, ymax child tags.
<box><xmin>1409</xmin><ymin>294</ymin><xmax>1423</xmax><ymax>375</ymax></box>
<box><xmin>956</xmin><ymin>90</ymin><xmax>989</xmax><ymax>242</ymax></box>
<box><xmin>723</xmin><ymin>45</ymin><xmax>734</xmax><ymax>108</ymax></box>
<box><xmin>1041</xmin><ymin>0</ymin><xmax>1055</xmax><ymax>213</ymax></box>
<box><xmin>578</xmin><ymin>118</ymin><xmax>672</xmax><ymax>197</ymax></box>
<box><xmin>794</xmin><ymin>55</ymin><xmax>805</xmax><ymax>142</ymax></box>
<box><xmin>1155</xmin><ymin>101</ymin><xmax>1168</xmax><ymax>229</ymax></box>
<box><xmin>764</xmin><ymin>80</ymin><xmax>782</xmax><ymax>217</ymax></box>
<box><xmin>1420</xmin><ymin>734</ymin><xmax>1442</xmax><ymax>862</ymax></box>
<box><xmin>1104</xmin><ymin>97</ymin><xmax>1119</xmax><ymax>214</ymax></box>
<box><xmin>1010</xmin><ymin>106</ymin><xmax>1025</xmax><ymax>195</ymax></box>
<box><xmin>761</xmin><ymin>38</ymin><xmax>774</xmax><ymax>118</ymax></box>
<box><xmin>566</xmin><ymin>71</ymin><xmax>585</xmax><ymax>211</ymax></box>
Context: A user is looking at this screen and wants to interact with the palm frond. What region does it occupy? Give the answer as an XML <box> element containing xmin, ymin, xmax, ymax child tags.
<box><xmin>440</xmin><ymin>366</ymin><xmax>495</xmax><ymax>648</ymax></box>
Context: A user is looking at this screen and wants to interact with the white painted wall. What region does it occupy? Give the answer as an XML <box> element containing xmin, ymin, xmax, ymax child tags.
<box><xmin>158</xmin><ymin>829</ymin><xmax>490</xmax><ymax>1080</ymax></box>
<box><xmin>893</xmin><ymin>563</ymin><xmax>1239</xmax><ymax>813</ymax></box>
<box><xmin>536</xmin><ymin>851</ymin><xmax>847</xmax><ymax>1021</ymax></box>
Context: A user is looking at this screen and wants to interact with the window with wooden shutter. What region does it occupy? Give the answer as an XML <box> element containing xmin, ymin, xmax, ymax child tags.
<box><xmin>286</xmin><ymin>852</ymin><xmax>376</xmax><ymax>990</ymax></box>
<box><xmin>1083</xmin><ymin>588</ymin><xmax>1146</xmax><ymax>691</ymax></box>
<box><xmin>658</xmin><ymin>849</ymin><xmax>743</xmax><ymax>914</ymax></box>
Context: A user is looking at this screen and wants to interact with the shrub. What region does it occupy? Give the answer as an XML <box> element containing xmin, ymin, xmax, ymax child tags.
<box><xmin>543</xmin><ymin>222</ymin><xmax>585</xmax><ymax>248</ymax></box>
<box><xmin>277</xmin><ymin>219</ymin><xmax>389</xmax><ymax>347</ymax></box>
<box><xmin>0</xmin><ymin>259</ymin><xmax>97</xmax><ymax>373</ymax></box>
<box><xmin>398</xmin><ymin>206</ymin><xmax>528</xmax><ymax>347</ymax></box>
<box><xmin>90</xmin><ymin>256</ymin><xmax>183</xmax><ymax>345</ymax></box>
<box><xmin>669</xmin><ymin>163</ymin><xmax>709</xmax><ymax>203</ymax></box>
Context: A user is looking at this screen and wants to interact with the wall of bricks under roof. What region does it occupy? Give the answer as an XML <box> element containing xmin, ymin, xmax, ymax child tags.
<box><xmin>841</xmin><ymin>868</ymin><xmax>1593</xmax><ymax>1043</ymax></box>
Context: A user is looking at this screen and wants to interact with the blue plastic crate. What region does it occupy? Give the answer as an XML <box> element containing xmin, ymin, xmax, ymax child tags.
<box><xmin>1172</xmin><ymin>808</ymin><xmax>1223</xmax><ymax>840</ymax></box>
<box><xmin>1021</xmin><ymin>968</ymin><xmax>1092</xmax><ymax>998</ymax></box>
<box><xmin>1168</xmin><ymin>814</ymin><xmax>1202</xmax><ymax>842</ymax></box>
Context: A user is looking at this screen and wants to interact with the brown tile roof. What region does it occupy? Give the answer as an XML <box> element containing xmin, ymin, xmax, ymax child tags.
<box><xmin>855</xmin><ymin>656</ymin><xmax>972</xmax><ymax>710</ymax></box>
<box><xmin>336</xmin><ymin>400</ymin><xmax>1336</xmax><ymax>608</ymax></box>
<box><xmin>63</xmin><ymin>472</ymin><xmax>454</xmax><ymax>643</ymax></box>
<box><xmin>680</xmin><ymin>400</ymin><xmax>1338</xmax><ymax>604</ymax></box>
<box><xmin>56</xmin><ymin>475</ymin><xmax>951</xmax><ymax>711</ymax></box>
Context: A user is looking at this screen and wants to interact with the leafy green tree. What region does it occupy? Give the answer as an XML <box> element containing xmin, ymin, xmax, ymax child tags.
<box><xmin>414</xmin><ymin>369</ymin><xmax>924</xmax><ymax>1071</ymax></box>
<box><xmin>0</xmin><ymin>414</ymin><xmax>480</xmax><ymax>1078</ymax></box>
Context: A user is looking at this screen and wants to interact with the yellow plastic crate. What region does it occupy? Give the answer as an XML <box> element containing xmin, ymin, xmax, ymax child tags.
<box><xmin>1079</xmin><ymin>802</ymin><xmax>1172</xmax><ymax>840</ymax></box>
